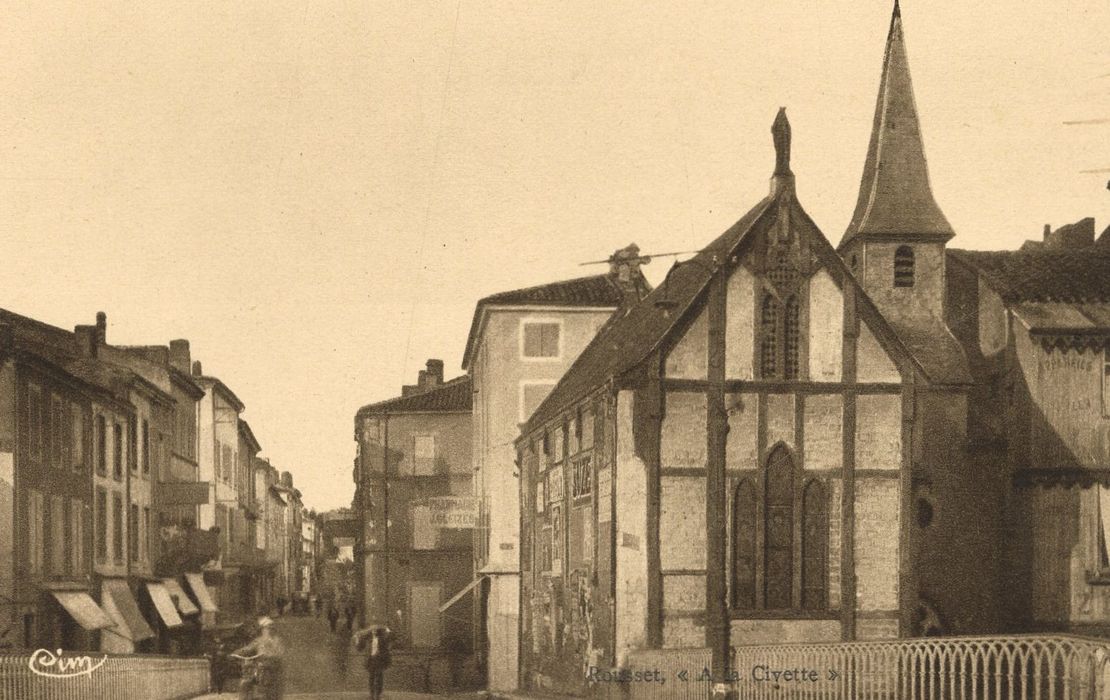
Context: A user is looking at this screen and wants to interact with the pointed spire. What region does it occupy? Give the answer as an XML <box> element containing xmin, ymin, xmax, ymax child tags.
<box><xmin>842</xmin><ymin>1</ymin><xmax>953</xmax><ymax>246</ymax></box>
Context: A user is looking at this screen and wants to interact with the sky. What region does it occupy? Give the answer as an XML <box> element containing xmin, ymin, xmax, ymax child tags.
<box><xmin>1</xmin><ymin>1</ymin><xmax>1107</xmax><ymax>511</ymax></box>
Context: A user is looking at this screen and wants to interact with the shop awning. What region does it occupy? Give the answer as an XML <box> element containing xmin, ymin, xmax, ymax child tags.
<box><xmin>145</xmin><ymin>582</ymin><xmax>184</xmax><ymax>628</ymax></box>
<box><xmin>101</xmin><ymin>579</ymin><xmax>155</xmax><ymax>642</ymax></box>
<box><xmin>50</xmin><ymin>590</ymin><xmax>114</xmax><ymax>631</ymax></box>
<box><xmin>163</xmin><ymin>578</ymin><xmax>199</xmax><ymax>616</ymax></box>
<box><xmin>439</xmin><ymin>575</ymin><xmax>486</xmax><ymax>613</ymax></box>
<box><xmin>185</xmin><ymin>572</ymin><xmax>218</xmax><ymax>613</ymax></box>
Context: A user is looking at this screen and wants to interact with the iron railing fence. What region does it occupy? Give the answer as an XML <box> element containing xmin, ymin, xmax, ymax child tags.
<box><xmin>602</xmin><ymin>635</ymin><xmax>1110</xmax><ymax>700</ymax></box>
<box><xmin>732</xmin><ymin>634</ymin><xmax>1110</xmax><ymax>700</ymax></box>
<box><xmin>0</xmin><ymin>650</ymin><xmax>210</xmax><ymax>700</ymax></box>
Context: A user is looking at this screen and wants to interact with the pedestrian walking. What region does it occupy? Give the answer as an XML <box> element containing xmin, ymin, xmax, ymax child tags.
<box><xmin>343</xmin><ymin>603</ymin><xmax>356</xmax><ymax>632</ymax></box>
<box><xmin>327</xmin><ymin>604</ymin><xmax>339</xmax><ymax>633</ymax></box>
<box><xmin>354</xmin><ymin>625</ymin><xmax>391</xmax><ymax>700</ymax></box>
<box><xmin>231</xmin><ymin>616</ymin><xmax>285</xmax><ymax>700</ymax></box>
<box><xmin>275</xmin><ymin>595</ymin><xmax>287</xmax><ymax>617</ymax></box>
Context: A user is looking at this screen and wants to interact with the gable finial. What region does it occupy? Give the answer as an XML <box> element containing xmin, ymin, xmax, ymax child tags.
<box><xmin>772</xmin><ymin>107</ymin><xmax>792</xmax><ymax>177</ymax></box>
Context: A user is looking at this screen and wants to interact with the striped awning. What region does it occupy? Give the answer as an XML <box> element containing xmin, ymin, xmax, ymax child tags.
<box><xmin>145</xmin><ymin>582</ymin><xmax>184</xmax><ymax>628</ymax></box>
<box><xmin>101</xmin><ymin>578</ymin><xmax>155</xmax><ymax>642</ymax></box>
<box><xmin>185</xmin><ymin>572</ymin><xmax>218</xmax><ymax>613</ymax></box>
<box><xmin>163</xmin><ymin>577</ymin><xmax>200</xmax><ymax>616</ymax></box>
<box><xmin>50</xmin><ymin>590</ymin><xmax>114</xmax><ymax>631</ymax></box>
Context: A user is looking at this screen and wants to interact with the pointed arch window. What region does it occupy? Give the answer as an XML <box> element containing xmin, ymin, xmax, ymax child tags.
<box><xmin>730</xmin><ymin>447</ymin><xmax>830</xmax><ymax>613</ymax></box>
<box><xmin>802</xmin><ymin>480</ymin><xmax>828</xmax><ymax>610</ymax></box>
<box><xmin>894</xmin><ymin>246</ymin><xmax>915</xmax><ymax>288</ymax></box>
<box><xmin>731</xmin><ymin>480</ymin><xmax>757</xmax><ymax>610</ymax></box>
<box><xmin>783</xmin><ymin>296</ymin><xmax>800</xmax><ymax>380</ymax></box>
<box><xmin>758</xmin><ymin>292</ymin><xmax>802</xmax><ymax>381</ymax></box>
<box><xmin>764</xmin><ymin>448</ymin><xmax>794</xmax><ymax>609</ymax></box>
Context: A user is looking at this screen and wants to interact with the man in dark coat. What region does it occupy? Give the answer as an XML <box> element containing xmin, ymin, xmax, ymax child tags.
<box><xmin>327</xmin><ymin>604</ymin><xmax>340</xmax><ymax>633</ymax></box>
<box><xmin>354</xmin><ymin>625</ymin><xmax>391</xmax><ymax>700</ymax></box>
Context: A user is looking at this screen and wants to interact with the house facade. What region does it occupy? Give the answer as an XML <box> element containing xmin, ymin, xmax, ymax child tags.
<box><xmin>463</xmin><ymin>260</ymin><xmax>649</xmax><ymax>690</ymax></box>
<box><xmin>513</xmin><ymin>6</ymin><xmax>1011</xmax><ymax>694</ymax></box>
<box><xmin>948</xmin><ymin>219</ymin><xmax>1110</xmax><ymax>636</ymax></box>
<box><xmin>354</xmin><ymin>360</ymin><xmax>473</xmax><ymax>666</ymax></box>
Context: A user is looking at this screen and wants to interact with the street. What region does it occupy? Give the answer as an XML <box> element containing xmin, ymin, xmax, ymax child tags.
<box><xmin>195</xmin><ymin>614</ymin><xmax>482</xmax><ymax>700</ymax></box>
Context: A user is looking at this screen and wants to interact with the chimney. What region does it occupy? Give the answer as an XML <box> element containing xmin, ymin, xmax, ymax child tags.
<box><xmin>169</xmin><ymin>339</ymin><xmax>191</xmax><ymax>373</ymax></box>
<box><xmin>192</xmin><ymin>360</ymin><xmax>203</xmax><ymax>377</ymax></box>
<box><xmin>74</xmin><ymin>325</ymin><xmax>98</xmax><ymax>358</ymax></box>
<box><xmin>281</xmin><ymin>471</ymin><xmax>293</xmax><ymax>489</ymax></box>
<box><xmin>95</xmin><ymin>311</ymin><xmax>107</xmax><ymax>346</ymax></box>
<box><xmin>426</xmin><ymin>359</ymin><xmax>444</xmax><ymax>386</ymax></box>
<box><xmin>608</xmin><ymin>244</ymin><xmax>646</xmax><ymax>304</ymax></box>
<box><xmin>417</xmin><ymin>369</ymin><xmax>429</xmax><ymax>387</ymax></box>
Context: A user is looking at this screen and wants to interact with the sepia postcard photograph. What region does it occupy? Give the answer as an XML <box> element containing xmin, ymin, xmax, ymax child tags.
<box><xmin>0</xmin><ymin>1</ymin><xmax>1108</xmax><ymax>698</ymax></box>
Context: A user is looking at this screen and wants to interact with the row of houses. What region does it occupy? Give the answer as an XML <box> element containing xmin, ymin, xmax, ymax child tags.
<box><xmin>0</xmin><ymin>308</ymin><xmax>319</xmax><ymax>655</ymax></box>
<box><xmin>352</xmin><ymin>3</ymin><xmax>1110</xmax><ymax>696</ymax></box>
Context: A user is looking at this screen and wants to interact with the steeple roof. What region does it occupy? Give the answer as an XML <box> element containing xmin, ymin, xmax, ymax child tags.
<box><xmin>842</xmin><ymin>1</ymin><xmax>953</xmax><ymax>247</ymax></box>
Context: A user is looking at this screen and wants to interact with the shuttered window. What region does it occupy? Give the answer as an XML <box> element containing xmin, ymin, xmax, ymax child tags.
<box><xmin>894</xmin><ymin>246</ymin><xmax>915</xmax><ymax>288</ymax></box>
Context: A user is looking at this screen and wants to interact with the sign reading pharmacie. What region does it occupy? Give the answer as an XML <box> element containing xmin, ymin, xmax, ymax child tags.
<box><xmin>413</xmin><ymin>496</ymin><xmax>480</xmax><ymax>529</ymax></box>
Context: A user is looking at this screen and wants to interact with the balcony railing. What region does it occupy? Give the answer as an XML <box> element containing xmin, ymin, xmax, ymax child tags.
<box><xmin>0</xmin><ymin>651</ymin><xmax>209</xmax><ymax>700</ymax></box>
<box><xmin>613</xmin><ymin>635</ymin><xmax>1110</xmax><ymax>700</ymax></box>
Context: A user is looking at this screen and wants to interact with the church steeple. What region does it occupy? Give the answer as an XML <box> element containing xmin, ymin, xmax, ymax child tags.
<box><xmin>841</xmin><ymin>0</ymin><xmax>953</xmax><ymax>248</ymax></box>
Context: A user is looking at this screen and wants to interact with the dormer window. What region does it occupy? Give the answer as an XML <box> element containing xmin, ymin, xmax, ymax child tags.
<box><xmin>894</xmin><ymin>246</ymin><xmax>915</xmax><ymax>288</ymax></box>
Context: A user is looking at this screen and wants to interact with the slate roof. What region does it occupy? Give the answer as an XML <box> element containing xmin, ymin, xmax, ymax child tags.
<box><xmin>948</xmin><ymin>248</ymin><xmax>1110</xmax><ymax>304</ymax></box>
<box><xmin>356</xmin><ymin>375</ymin><xmax>472</xmax><ymax>416</ymax></box>
<box><xmin>842</xmin><ymin>1</ymin><xmax>953</xmax><ymax>246</ymax></box>
<box><xmin>461</xmin><ymin>272</ymin><xmax>648</xmax><ymax>370</ymax></box>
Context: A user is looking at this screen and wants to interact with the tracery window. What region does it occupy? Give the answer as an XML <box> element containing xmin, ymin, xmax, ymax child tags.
<box><xmin>784</xmin><ymin>296</ymin><xmax>800</xmax><ymax>380</ymax></box>
<box><xmin>731</xmin><ymin>446</ymin><xmax>829</xmax><ymax>612</ymax></box>
<box><xmin>759</xmin><ymin>295</ymin><xmax>779</xmax><ymax>378</ymax></box>
<box><xmin>758</xmin><ymin>294</ymin><xmax>801</xmax><ymax>381</ymax></box>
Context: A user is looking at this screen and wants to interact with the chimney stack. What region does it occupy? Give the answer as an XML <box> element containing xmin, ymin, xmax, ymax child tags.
<box><xmin>192</xmin><ymin>360</ymin><xmax>203</xmax><ymax>377</ymax></box>
<box><xmin>95</xmin><ymin>312</ymin><xmax>107</xmax><ymax>346</ymax></box>
<box><xmin>426</xmin><ymin>359</ymin><xmax>444</xmax><ymax>386</ymax></box>
<box><xmin>74</xmin><ymin>325</ymin><xmax>98</xmax><ymax>358</ymax></box>
<box><xmin>169</xmin><ymin>339</ymin><xmax>191</xmax><ymax>373</ymax></box>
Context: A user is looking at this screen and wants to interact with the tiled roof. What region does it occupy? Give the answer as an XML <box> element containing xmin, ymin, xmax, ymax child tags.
<box><xmin>356</xmin><ymin>375</ymin><xmax>472</xmax><ymax>416</ymax></box>
<box><xmin>461</xmin><ymin>272</ymin><xmax>648</xmax><ymax>370</ymax></box>
<box><xmin>477</xmin><ymin>274</ymin><xmax>632</xmax><ymax>307</ymax></box>
<box><xmin>948</xmin><ymin>248</ymin><xmax>1110</xmax><ymax>304</ymax></box>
